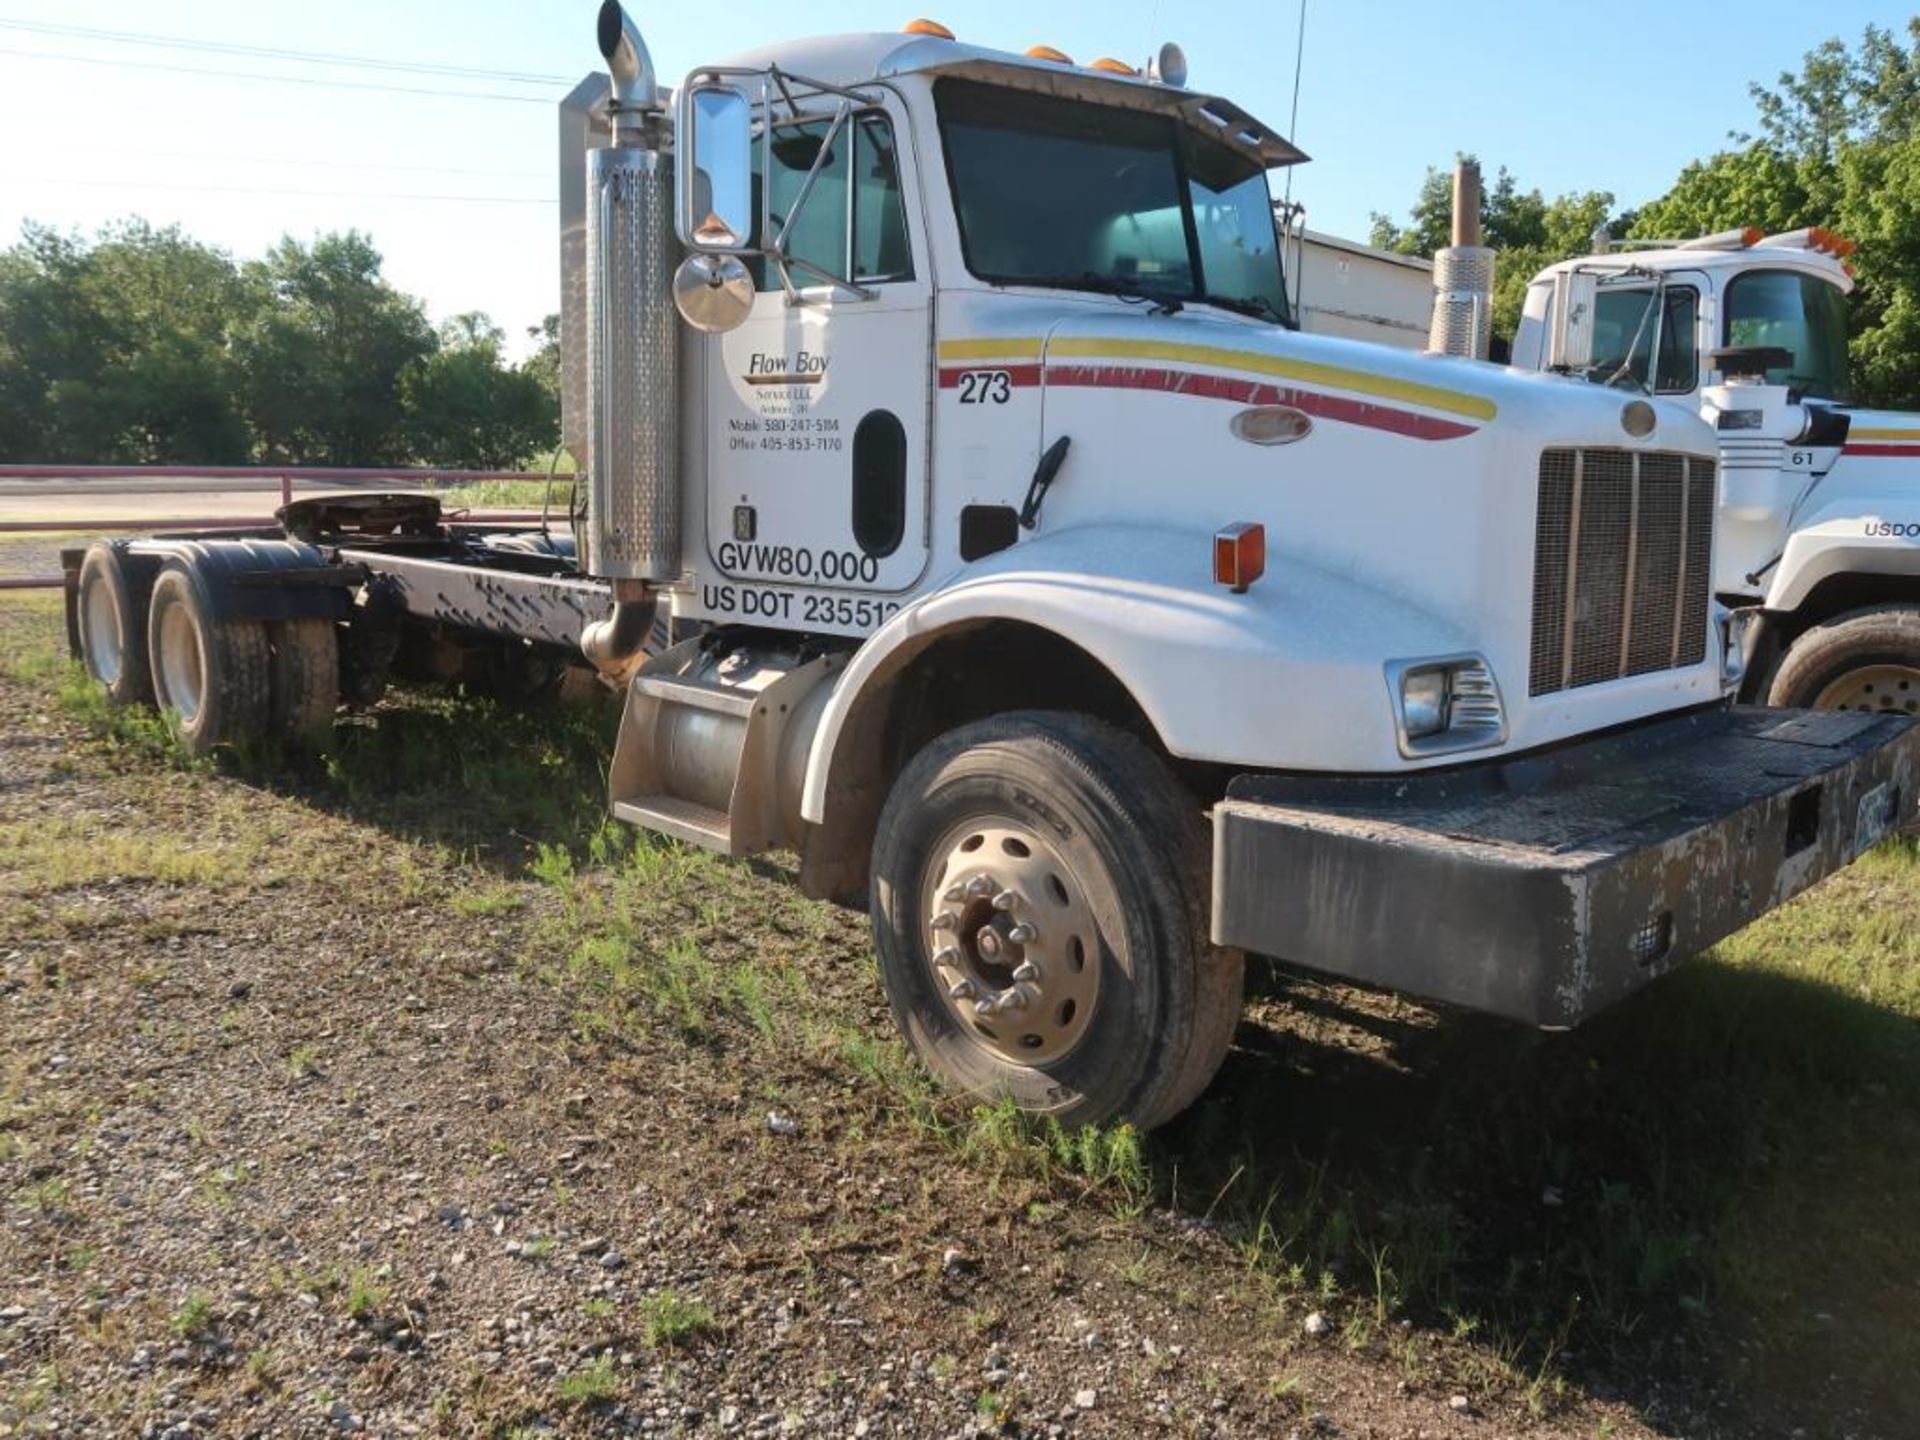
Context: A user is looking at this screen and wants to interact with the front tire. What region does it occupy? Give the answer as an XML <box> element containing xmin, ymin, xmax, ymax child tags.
<box><xmin>1767</xmin><ymin>605</ymin><xmax>1920</xmax><ymax>716</ymax></box>
<box><xmin>869</xmin><ymin>712</ymin><xmax>1243</xmax><ymax>1130</ymax></box>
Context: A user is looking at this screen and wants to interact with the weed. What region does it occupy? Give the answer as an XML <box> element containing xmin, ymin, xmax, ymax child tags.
<box><xmin>450</xmin><ymin>884</ymin><xmax>525</xmax><ymax>919</ymax></box>
<box><xmin>638</xmin><ymin>1290</ymin><xmax>717</xmax><ymax>1349</ymax></box>
<box><xmin>521</xmin><ymin>1236</ymin><xmax>556</xmax><ymax>1264</ymax></box>
<box><xmin>558</xmin><ymin>1353</ymin><xmax>619</xmax><ymax>1405</ymax></box>
<box><xmin>344</xmin><ymin>1268</ymin><xmax>389</xmax><ymax>1320</ymax></box>
<box><xmin>287</xmin><ymin>1045</ymin><xmax>320</xmax><ymax>1080</ymax></box>
<box><xmin>169</xmin><ymin>1294</ymin><xmax>215</xmax><ymax>1339</ymax></box>
<box><xmin>580</xmin><ymin>1297</ymin><xmax>617</xmax><ymax>1320</ymax></box>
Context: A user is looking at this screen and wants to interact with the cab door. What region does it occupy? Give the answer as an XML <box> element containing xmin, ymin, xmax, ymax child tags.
<box><xmin>703</xmin><ymin>97</ymin><xmax>929</xmax><ymax>600</ymax></box>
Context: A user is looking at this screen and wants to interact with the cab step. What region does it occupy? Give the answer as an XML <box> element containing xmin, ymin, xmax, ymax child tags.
<box><xmin>608</xmin><ymin>634</ymin><xmax>843</xmax><ymax>857</ymax></box>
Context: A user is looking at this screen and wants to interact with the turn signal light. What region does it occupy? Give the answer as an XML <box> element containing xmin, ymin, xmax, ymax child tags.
<box><xmin>1214</xmin><ymin>523</ymin><xmax>1265</xmax><ymax>593</ymax></box>
<box><xmin>903</xmin><ymin>18</ymin><xmax>954</xmax><ymax>38</ymax></box>
<box><xmin>1026</xmin><ymin>44</ymin><xmax>1074</xmax><ymax>63</ymax></box>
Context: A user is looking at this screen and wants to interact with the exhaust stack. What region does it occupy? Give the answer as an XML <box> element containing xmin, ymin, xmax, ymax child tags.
<box><xmin>1427</xmin><ymin>159</ymin><xmax>1495</xmax><ymax>360</ymax></box>
<box><xmin>596</xmin><ymin>0</ymin><xmax>659</xmax><ymax>122</ymax></box>
<box><xmin>577</xmin><ymin>2</ymin><xmax>677</xmax><ymax>670</ymax></box>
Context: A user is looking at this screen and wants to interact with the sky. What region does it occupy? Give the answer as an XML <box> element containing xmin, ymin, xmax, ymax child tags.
<box><xmin>0</xmin><ymin>1</ymin><xmax>1909</xmax><ymax>356</ymax></box>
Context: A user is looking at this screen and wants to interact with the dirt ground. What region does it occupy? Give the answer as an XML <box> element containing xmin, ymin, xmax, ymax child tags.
<box><xmin>2</xmin><ymin>592</ymin><xmax>1914</xmax><ymax>1439</ymax></box>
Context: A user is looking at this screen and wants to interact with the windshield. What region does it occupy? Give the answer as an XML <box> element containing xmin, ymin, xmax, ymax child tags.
<box><xmin>934</xmin><ymin>78</ymin><xmax>1291</xmax><ymax>323</ymax></box>
<box><xmin>1723</xmin><ymin>269</ymin><xmax>1850</xmax><ymax>400</ymax></box>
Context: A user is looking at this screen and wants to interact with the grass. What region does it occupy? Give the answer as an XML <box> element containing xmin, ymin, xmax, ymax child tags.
<box><xmin>169</xmin><ymin>1294</ymin><xmax>215</xmax><ymax>1339</ymax></box>
<box><xmin>637</xmin><ymin>1290</ymin><xmax>718</xmax><ymax>1350</ymax></box>
<box><xmin>557</xmin><ymin>1354</ymin><xmax>619</xmax><ymax>1406</ymax></box>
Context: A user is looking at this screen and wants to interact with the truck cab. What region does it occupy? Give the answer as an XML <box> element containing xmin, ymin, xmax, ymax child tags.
<box><xmin>1514</xmin><ymin>234</ymin><xmax>1920</xmax><ymax>715</ymax></box>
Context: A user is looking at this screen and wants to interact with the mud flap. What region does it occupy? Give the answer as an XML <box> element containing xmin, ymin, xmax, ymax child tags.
<box><xmin>1211</xmin><ymin>707</ymin><xmax>1919</xmax><ymax>1027</ymax></box>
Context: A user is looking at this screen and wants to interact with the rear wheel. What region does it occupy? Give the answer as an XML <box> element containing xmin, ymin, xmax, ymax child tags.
<box><xmin>76</xmin><ymin>544</ymin><xmax>152</xmax><ymax>706</ymax></box>
<box><xmin>267</xmin><ymin>618</ymin><xmax>339</xmax><ymax>748</ymax></box>
<box><xmin>869</xmin><ymin>711</ymin><xmax>1243</xmax><ymax>1130</ymax></box>
<box><xmin>146</xmin><ymin>565</ymin><xmax>271</xmax><ymax>755</ymax></box>
<box><xmin>1767</xmin><ymin>606</ymin><xmax>1920</xmax><ymax>716</ymax></box>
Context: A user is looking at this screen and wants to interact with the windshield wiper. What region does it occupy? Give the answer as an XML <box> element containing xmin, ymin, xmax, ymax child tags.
<box><xmin>1017</xmin><ymin>272</ymin><xmax>1184</xmax><ymax>314</ymax></box>
<box><xmin>1198</xmin><ymin>292</ymin><xmax>1289</xmax><ymax>326</ymax></box>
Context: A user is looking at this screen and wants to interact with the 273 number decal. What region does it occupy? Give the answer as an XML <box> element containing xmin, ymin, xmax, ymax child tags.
<box><xmin>956</xmin><ymin>370</ymin><xmax>1013</xmax><ymax>405</ymax></box>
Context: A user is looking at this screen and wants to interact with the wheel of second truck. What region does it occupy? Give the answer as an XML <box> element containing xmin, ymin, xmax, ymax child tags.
<box><xmin>267</xmin><ymin>618</ymin><xmax>339</xmax><ymax>748</ymax></box>
<box><xmin>76</xmin><ymin>543</ymin><xmax>152</xmax><ymax>707</ymax></box>
<box><xmin>1766</xmin><ymin>605</ymin><xmax>1920</xmax><ymax>716</ymax></box>
<box><xmin>146</xmin><ymin>564</ymin><xmax>271</xmax><ymax>756</ymax></box>
<box><xmin>870</xmin><ymin>711</ymin><xmax>1244</xmax><ymax>1130</ymax></box>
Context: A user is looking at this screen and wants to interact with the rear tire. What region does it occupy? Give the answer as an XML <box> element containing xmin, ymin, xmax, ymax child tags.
<box><xmin>1767</xmin><ymin>605</ymin><xmax>1920</xmax><ymax>716</ymax></box>
<box><xmin>267</xmin><ymin>618</ymin><xmax>339</xmax><ymax>748</ymax></box>
<box><xmin>146</xmin><ymin>564</ymin><xmax>271</xmax><ymax>755</ymax></box>
<box><xmin>76</xmin><ymin>544</ymin><xmax>152</xmax><ymax>706</ymax></box>
<box><xmin>869</xmin><ymin>711</ymin><xmax>1243</xmax><ymax>1130</ymax></box>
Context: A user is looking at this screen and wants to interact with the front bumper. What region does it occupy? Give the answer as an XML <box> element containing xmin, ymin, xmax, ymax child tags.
<box><xmin>1211</xmin><ymin>706</ymin><xmax>1918</xmax><ymax>1027</ymax></box>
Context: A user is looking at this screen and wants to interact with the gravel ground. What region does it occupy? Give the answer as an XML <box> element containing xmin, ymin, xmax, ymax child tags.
<box><xmin>0</xmin><ymin>594</ymin><xmax>1893</xmax><ymax>1438</ymax></box>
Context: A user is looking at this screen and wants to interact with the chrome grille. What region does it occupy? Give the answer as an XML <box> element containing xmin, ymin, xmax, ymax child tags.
<box><xmin>1529</xmin><ymin>449</ymin><xmax>1715</xmax><ymax>697</ymax></box>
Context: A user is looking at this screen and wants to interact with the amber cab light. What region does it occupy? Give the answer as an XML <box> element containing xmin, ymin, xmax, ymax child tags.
<box><xmin>1214</xmin><ymin>523</ymin><xmax>1266</xmax><ymax>593</ymax></box>
<box><xmin>903</xmin><ymin>18</ymin><xmax>954</xmax><ymax>38</ymax></box>
<box><xmin>1025</xmin><ymin>44</ymin><xmax>1075</xmax><ymax>63</ymax></box>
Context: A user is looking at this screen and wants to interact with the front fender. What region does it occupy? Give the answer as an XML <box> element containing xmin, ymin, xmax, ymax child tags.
<box><xmin>799</xmin><ymin>523</ymin><xmax>1474</xmax><ymax>823</ymax></box>
<box><xmin>1766</xmin><ymin>502</ymin><xmax>1920</xmax><ymax>612</ymax></box>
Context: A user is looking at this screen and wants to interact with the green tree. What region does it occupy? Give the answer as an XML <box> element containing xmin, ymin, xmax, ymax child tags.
<box><xmin>400</xmin><ymin>312</ymin><xmax>558</xmax><ymax>469</ymax></box>
<box><xmin>0</xmin><ymin>221</ymin><xmax>251</xmax><ymax>462</ymax></box>
<box><xmin>233</xmin><ymin>231</ymin><xmax>434</xmax><ymax>465</ymax></box>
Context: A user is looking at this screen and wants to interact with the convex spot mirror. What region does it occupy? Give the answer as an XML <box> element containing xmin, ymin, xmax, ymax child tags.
<box><xmin>677</xmin><ymin>83</ymin><xmax>755</xmax><ymax>253</ymax></box>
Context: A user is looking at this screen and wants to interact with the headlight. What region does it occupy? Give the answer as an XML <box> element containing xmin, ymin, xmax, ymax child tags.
<box><xmin>1386</xmin><ymin>655</ymin><xmax>1507</xmax><ymax>759</ymax></box>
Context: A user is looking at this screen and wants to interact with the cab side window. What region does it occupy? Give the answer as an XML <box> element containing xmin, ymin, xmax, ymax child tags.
<box><xmin>1589</xmin><ymin>286</ymin><xmax>1698</xmax><ymax>393</ymax></box>
<box><xmin>751</xmin><ymin>112</ymin><xmax>913</xmax><ymax>292</ymax></box>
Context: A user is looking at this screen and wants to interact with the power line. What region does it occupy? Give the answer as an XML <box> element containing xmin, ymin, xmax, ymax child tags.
<box><xmin>0</xmin><ymin>16</ymin><xmax>568</xmax><ymax>86</ymax></box>
<box><xmin>5</xmin><ymin>174</ymin><xmax>553</xmax><ymax>206</ymax></box>
<box><xmin>0</xmin><ymin>44</ymin><xmax>557</xmax><ymax>103</ymax></box>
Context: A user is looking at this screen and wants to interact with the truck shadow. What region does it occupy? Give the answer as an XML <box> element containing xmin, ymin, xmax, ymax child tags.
<box><xmin>1165</xmin><ymin>955</ymin><xmax>1920</xmax><ymax>1438</ymax></box>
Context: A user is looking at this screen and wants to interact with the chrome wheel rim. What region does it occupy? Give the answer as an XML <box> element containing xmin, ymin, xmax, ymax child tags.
<box><xmin>156</xmin><ymin>599</ymin><xmax>205</xmax><ymax>725</ymax></box>
<box><xmin>920</xmin><ymin>817</ymin><xmax>1101</xmax><ymax>1064</ymax></box>
<box><xmin>80</xmin><ymin>575</ymin><xmax>122</xmax><ymax>686</ymax></box>
<box><xmin>1813</xmin><ymin>663</ymin><xmax>1920</xmax><ymax>715</ymax></box>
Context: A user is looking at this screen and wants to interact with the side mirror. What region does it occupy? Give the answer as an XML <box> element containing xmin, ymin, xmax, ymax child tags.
<box><xmin>677</xmin><ymin>83</ymin><xmax>755</xmax><ymax>253</ymax></box>
<box><xmin>1548</xmin><ymin>271</ymin><xmax>1598</xmax><ymax>372</ymax></box>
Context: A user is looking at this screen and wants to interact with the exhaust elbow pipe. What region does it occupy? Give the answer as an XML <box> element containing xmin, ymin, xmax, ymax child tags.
<box><xmin>597</xmin><ymin>1</ymin><xmax>659</xmax><ymax>114</ymax></box>
<box><xmin>582</xmin><ymin>578</ymin><xmax>659</xmax><ymax>678</ymax></box>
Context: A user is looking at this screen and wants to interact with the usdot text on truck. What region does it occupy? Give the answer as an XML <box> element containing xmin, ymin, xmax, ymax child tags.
<box><xmin>63</xmin><ymin>7</ymin><xmax>1920</xmax><ymax>1127</ymax></box>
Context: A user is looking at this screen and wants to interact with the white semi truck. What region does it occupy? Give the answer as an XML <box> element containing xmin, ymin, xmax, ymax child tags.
<box><xmin>64</xmin><ymin>8</ymin><xmax>1919</xmax><ymax>1128</ymax></box>
<box><xmin>1513</xmin><ymin>231</ymin><xmax>1920</xmax><ymax>716</ymax></box>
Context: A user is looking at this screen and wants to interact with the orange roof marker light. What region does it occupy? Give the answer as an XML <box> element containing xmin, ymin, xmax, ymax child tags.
<box><xmin>903</xmin><ymin>18</ymin><xmax>954</xmax><ymax>39</ymax></box>
<box><xmin>1740</xmin><ymin>225</ymin><xmax>1764</xmax><ymax>247</ymax></box>
<box><xmin>1025</xmin><ymin>45</ymin><xmax>1075</xmax><ymax>64</ymax></box>
<box><xmin>1089</xmin><ymin>57</ymin><xmax>1137</xmax><ymax>75</ymax></box>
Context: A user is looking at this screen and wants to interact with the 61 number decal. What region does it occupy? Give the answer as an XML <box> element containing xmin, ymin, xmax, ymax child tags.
<box><xmin>956</xmin><ymin>370</ymin><xmax>1013</xmax><ymax>405</ymax></box>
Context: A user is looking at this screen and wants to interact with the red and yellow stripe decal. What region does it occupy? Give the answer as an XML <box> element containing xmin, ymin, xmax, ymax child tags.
<box><xmin>936</xmin><ymin>336</ymin><xmax>1496</xmax><ymax>441</ymax></box>
<box><xmin>1845</xmin><ymin>427</ymin><xmax>1920</xmax><ymax>458</ymax></box>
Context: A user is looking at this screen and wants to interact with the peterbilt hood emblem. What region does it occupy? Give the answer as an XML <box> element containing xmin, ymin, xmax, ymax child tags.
<box><xmin>1230</xmin><ymin>405</ymin><xmax>1313</xmax><ymax>446</ymax></box>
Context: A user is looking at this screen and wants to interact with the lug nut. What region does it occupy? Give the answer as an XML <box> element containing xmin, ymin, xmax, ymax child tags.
<box><xmin>1007</xmin><ymin>923</ymin><xmax>1037</xmax><ymax>945</ymax></box>
<box><xmin>948</xmin><ymin>979</ymin><xmax>977</xmax><ymax>1000</ymax></box>
<box><xmin>966</xmin><ymin>875</ymin><xmax>995</xmax><ymax>898</ymax></box>
<box><xmin>932</xmin><ymin>946</ymin><xmax>962</xmax><ymax>969</ymax></box>
<box><xmin>930</xmin><ymin>911</ymin><xmax>958</xmax><ymax>932</ymax></box>
<box><xmin>942</xmin><ymin>885</ymin><xmax>966</xmax><ymax>904</ymax></box>
<box><xmin>996</xmin><ymin>988</ymin><xmax>1028</xmax><ymax>1013</ymax></box>
<box><xmin>1011</xmin><ymin>961</ymin><xmax>1039</xmax><ymax>983</ymax></box>
<box><xmin>991</xmin><ymin>890</ymin><xmax>1018</xmax><ymax>912</ymax></box>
